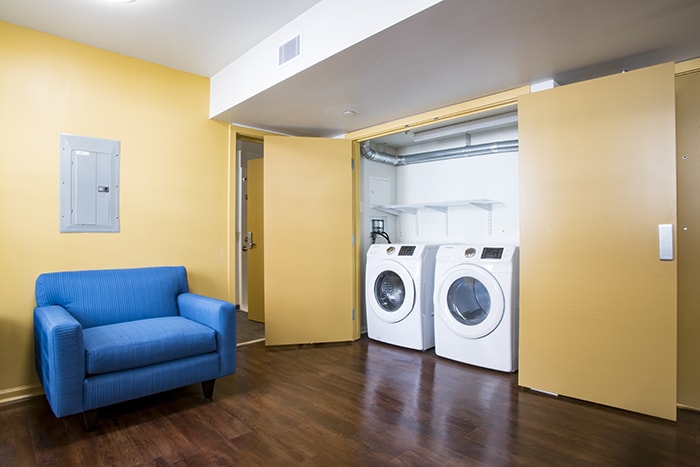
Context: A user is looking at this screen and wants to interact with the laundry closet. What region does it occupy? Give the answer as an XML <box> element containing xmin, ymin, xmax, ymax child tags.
<box><xmin>359</xmin><ymin>106</ymin><xmax>520</xmax><ymax>333</ymax></box>
<box><xmin>235</xmin><ymin>61</ymin><xmax>697</xmax><ymax>423</ymax></box>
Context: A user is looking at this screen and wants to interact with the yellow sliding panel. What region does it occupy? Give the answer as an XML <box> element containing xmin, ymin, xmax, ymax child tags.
<box><xmin>518</xmin><ymin>63</ymin><xmax>677</xmax><ymax>420</ymax></box>
<box><xmin>263</xmin><ymin>136</ymin><xmax>355</xmax><ymax>345</ymax></box>
<box><xmin>676</xmin><ymin>63</ymin><xmax>700</xmax><ymax>410</ymax></box>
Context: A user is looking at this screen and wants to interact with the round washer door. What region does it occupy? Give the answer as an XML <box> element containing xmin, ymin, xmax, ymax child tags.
<box><xmin>436</xmin><ymin>264</ymin><xmax>504</xmax><ymax>339</ymax></box>
<box><xmin>367</xmin><ymin>260</ymin><xmax>416</xmax><ymax>323</ymax></box>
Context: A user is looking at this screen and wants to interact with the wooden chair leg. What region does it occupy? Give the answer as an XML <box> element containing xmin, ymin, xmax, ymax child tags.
<box><xmin>202</xmin><ymin>379</ymin><xmax>216</xmax><ymax>400</ymax></box>
<box><xmin>83</xmin><ymin>410</ymin><xmax>99</xmax><ymax>431</ymax></box>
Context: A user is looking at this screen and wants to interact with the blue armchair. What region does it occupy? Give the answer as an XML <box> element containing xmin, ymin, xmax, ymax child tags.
<box><xmin>33</xmin><ymin>266</ymin><xmax>236</xmax><ymax>430</ymax></box>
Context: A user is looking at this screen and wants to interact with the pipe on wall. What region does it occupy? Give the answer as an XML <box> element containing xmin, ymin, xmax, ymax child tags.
<box><xmin>360</xmin><ymin>140</ymin><xmax>519</xmax><ymax>166</ymax></box>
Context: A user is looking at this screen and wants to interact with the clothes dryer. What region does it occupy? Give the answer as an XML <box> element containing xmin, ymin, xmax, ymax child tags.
<box><xmin>433</xmin><ymin>245</ymin><xmax>519</xmax><ymax>372</ymax></box>
<box><xmin>365</xmin><ymin>244</ymin><xmax>438</xmax><ymax>350</ymax></box>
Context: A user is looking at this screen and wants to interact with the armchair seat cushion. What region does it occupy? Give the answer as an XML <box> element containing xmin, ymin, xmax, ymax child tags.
<box><xmin>83</xmin><ymin>316</ymin><xmax>217</xmax><ymax>375</ymax></box>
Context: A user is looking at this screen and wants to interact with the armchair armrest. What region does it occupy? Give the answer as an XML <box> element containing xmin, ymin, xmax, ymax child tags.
<box><xmin>33</xmin><ymin>305</ymin><xmax>85</xmax><ymax>417</ymax></box>
<box><xmin>178</xmin><ymin>293</ymin><xmax>236</xmax><ymax>376</ymax></box>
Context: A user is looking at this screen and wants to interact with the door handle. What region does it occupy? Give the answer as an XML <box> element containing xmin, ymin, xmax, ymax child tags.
<box><xmin>243</xmin><ymin>232</ymin><xmax>256</xmax><ymax>251</ymax></box>
<box><xmin>659</xmin><ymin>224</ymin><xmax>673</xmax><ymax>261</ymax></box>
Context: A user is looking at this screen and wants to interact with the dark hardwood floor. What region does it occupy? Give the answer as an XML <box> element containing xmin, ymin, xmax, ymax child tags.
<box><xmin>2</xmin><ymin>336</ymin><xmax>699</xmax><ymax>466</ymax></box>
<box><xmin>235</xmin><ymin>310</ymin><xmax>265</xmax><ymax>345</ymax></box>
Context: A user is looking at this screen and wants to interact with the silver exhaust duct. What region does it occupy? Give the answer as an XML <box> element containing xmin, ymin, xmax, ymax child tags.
<box><xmin>361</xmin><ymin>140</ymin><xmax>518</xmax><ymax>166</ymax></box>
<box><xmin>359</xmin><ymin>142</ymin><xmax>402</xmax><ymax>165</ymax></box>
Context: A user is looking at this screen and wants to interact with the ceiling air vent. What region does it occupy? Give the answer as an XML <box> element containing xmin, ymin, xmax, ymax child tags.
<box><xmin>278</xmin><ymin>35</ymin><xmax>301</xmax><ymax>66</ymax></box>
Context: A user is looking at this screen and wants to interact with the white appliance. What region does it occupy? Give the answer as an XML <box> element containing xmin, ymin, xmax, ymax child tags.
<box><xmin>365</xmin><ymin>244</ymin><xmax>438</xmax><ymax>350</ymax></box>
<box><xmin>433</xmin><ymin>244</ymin><xmax>519</xmax><ymax>372</ymax></box>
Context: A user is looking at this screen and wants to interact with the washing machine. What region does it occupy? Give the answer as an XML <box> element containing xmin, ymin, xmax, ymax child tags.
<box><xmin>433</xmin><ymin>244</ymin><xmax>519</xmax><ymax>372</ymax></box>
<box><xmin>365</xmin><ymin>244</ymin><xmax>438</xmax><ymax>350</ymax></box>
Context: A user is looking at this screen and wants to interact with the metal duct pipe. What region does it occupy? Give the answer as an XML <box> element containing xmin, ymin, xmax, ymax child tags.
<box><xmin>360</xmin><ymin>140</ymin><xmax>519</xmax><ymax>166</ymax></box>
<box><xmin>360</xmin><ymin>142</ymin><xmax>402</xmax><ymax>165</ymax></box>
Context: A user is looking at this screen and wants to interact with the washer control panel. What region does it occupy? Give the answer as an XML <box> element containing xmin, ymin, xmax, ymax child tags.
<box><xmin>398</xmin><ymin>245</ymin><xmax>416</xmax><ymax>256</ymax></box>
<box><xmin>481</xmin><ymin>247</ymin><xmax>504</xmax><ymax>259</ymax></box>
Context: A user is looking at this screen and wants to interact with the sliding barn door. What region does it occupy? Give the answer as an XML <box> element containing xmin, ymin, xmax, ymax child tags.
<box><xmin>263</xmin><ymin>136</ymin><xmax>355</xmax><ymax>346</ymax></box>
<box><xmin>676</xmin><ymin>65</ymin><xmax>700</xmax><ymax>410</ymax></box>
<box><xmin>518</xmin><ymin>63</ymin><xmax>677</xmax><ymax>420</ymax></box>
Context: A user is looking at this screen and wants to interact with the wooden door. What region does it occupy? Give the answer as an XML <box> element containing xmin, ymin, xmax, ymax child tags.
<box><xmin>263</xmin><ymin>136</ymin><xmax>355</xmax><ymax>345</ymax></box>
<box><xmin>676</xmin><ymin>65</ymin><xmax>700</xmax><ymax>409</ymax></box>
<box><xmin>246</xmin><ymin>157</ymin><xmax>265</xmax><ymax>323</ymax></box>
<box><xmin>518</xmin><ymin>63</ymin><xmax>677</xmax><ymax>420</ymax></box>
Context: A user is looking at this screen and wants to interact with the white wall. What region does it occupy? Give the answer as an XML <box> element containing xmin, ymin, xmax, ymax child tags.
<box><xmin>394</xmin><ymin>126</ymin><xmax>519</xmax><ymax>245</ymax></box>
<box><xmin>360</xmin><ymin>126</ymin><xmax>520</xmax><ymax>247</ymax></box>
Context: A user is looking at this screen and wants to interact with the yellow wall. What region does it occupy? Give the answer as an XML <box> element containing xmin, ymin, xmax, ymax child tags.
<box><xmin>0</xmin><ymin>22</ymin><xmax>230</xmax><ymax>401</ymax></box>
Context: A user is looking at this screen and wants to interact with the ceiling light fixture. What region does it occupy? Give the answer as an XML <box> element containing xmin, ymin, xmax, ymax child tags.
<box><xmin>343</xmin><ymin>110</ymin><xmax>356</xmax><ymax>117</ymax></box>
<box><xmin>105</xmin><ymin>0</ymin><xmax>137</xmax><ymax>4</ymax></box>
<box><xmin>412</xmin><ymin>111</ymin><xmax>518</xmax><ymax>143</ymax></box>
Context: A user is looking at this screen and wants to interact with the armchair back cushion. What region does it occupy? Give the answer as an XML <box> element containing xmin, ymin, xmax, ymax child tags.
<box><xmin>35</xmin><ymin>266</ymin><xmax>188</xmax><ymax>328</ymax></box>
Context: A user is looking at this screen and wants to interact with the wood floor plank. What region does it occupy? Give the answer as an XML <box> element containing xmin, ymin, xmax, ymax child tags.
<box><xmin>236</xmin><ymin>310</ymin><xmax>265</xmax><ymax>344</ymax></box>
<box><xmin>1</xmin><ymin>405</ymin><xmax>36</xmax><ymax>466</ymax></box>
<box><xmin>2</xmin><ymin>337</ymin><xmax>700</xmax><ymax>466</ymax></box>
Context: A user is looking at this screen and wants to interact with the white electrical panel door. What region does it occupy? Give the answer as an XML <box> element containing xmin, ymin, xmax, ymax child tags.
<box><xmin>60</xmin><ymin>134</ymin><xmax>120</xmax><ymax>233</ymax></box>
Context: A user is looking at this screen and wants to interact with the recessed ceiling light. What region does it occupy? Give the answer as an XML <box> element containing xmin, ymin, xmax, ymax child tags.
<box><xmin>343</xmin><ymin>110</ymin><xmax>356</xmax><ymax>117</ymax></box>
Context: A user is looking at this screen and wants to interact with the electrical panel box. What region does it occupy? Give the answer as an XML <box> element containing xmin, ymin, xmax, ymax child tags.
<box><xmin>59</xmin><ymin>134</ymin><xmax>120</xmax><ymax>233</ymax></box>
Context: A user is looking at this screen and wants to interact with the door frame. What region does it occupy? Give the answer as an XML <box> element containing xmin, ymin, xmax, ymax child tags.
<box><xmin>228</xmin><ymin>126</ymin><xmax>280</xmax><ymax>310</ymax></box>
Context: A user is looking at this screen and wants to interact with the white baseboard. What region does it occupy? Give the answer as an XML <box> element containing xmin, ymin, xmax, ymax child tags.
<box><xmin>0</xmin><ymin>383</ymin><xmax>44</xmax><ymax>406</ymax></box>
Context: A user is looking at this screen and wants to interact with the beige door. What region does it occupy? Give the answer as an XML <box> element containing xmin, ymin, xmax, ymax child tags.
<box><xmin>246</xmin><ymin>157</ymin><xmax>265</xmax><ymax>323</ymax></box>
<box><xmin>518</xmin><ymin>63</ymin><xmax>677</xmax><ymax>420</ymax></box>
<box><xmin>263</xmin><ymin>136</ymin><xmax>355</xmax><ymax>345</ymax></box>
<box><xmin>676</xmin><ymin>66</ymin><xmax>700</xmax><ymax>409</ymax></box>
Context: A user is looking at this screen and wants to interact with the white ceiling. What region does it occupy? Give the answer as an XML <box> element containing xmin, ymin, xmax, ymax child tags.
<box><xmin>2</xmin><ymin>0</ymin><xmax>700</xmax><ymax>137</ymax></box>
<box><xmin>0</xmin><ymin>0</ymin><xmax>324</xmax><ymax>76</ymax></box>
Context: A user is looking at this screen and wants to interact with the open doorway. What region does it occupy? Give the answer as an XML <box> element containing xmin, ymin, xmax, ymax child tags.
<box><xmin>235</xmin><ymin>137</ymin><xmax>265</xmax><ymax>344</ymax></box>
